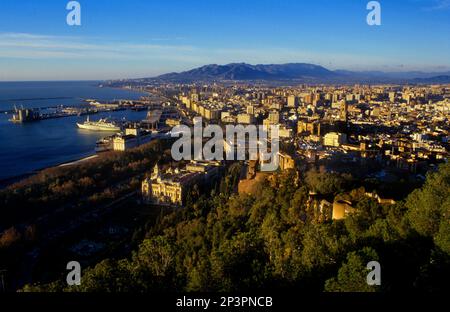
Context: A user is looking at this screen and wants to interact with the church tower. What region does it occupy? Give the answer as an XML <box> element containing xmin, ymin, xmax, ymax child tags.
<box><xmin>151</xmin><ymin>164</ymin><xmax>161</xmax><ymax>181</ymax></box>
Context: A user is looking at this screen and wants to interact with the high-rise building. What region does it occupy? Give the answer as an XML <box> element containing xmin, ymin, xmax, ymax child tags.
<box><xmin>268</xmin><ymin>110</ymin><xmax>280</xmax><ymax>124</ymax></box>
<box><xmin>314</xmin><ymin>93</ymin><xmax>321</xmax><ymax>102</ymax></box>
<box><xmin>287</xmin><ymin>95</ymin><xmax>298</xmax><ymax>107</ymax></box>
<box><xmin>389</xmin><ymin>92</ymin><xmax>396</xmax><ymax>103</ymax></box>
<box><xmin>346</xmin><ymin>94</ymin><xmax>355</xmax><ymax>102</ymax></box>
<box><xmin>340</xmin><ymin>100</ymin><xmax>348</xmax><ymax>122</ymax></box>
<box><xmin>298</xmin><ymin>120</ymin><xmax>321</xmax><ymax>136</ymax></box>
<box><xmin>403</xmin><ymin>93</ymin><xmax>412</xmax><ymax>105</ymax></box>
<box><xmin>333</xmin><ymin>94</ymin><xmax>340</xmax><ymax>103</ymax></box>
<box><xmin>324</xmin><ymin>132</ymin><xmax>347</xmax><ymax>147</ymax></box>
<box><xmin>303</xmin><ymin>93</ymin><xmax>313</xmax><ymax>105</ymax></box>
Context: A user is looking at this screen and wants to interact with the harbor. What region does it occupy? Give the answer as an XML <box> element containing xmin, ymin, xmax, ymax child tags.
<box><xmin>77</xmin><ymin>107</ymin><xmax>177</xmax><ymax>153</ymax></box>
<box><xmin>0</xmin><ymin>81</ymin><xmax>150</xmax><ymax>183</ymax></box>
<box><xmin>7</xmin><ymin>99</ymin><xmax>153</xmax><ymax>123</ymax></box>
<box><xmin>0</xmin><ymin>81</ymin><xmax>180</xmax><ymax>184</ymax></box>
<box><xmin>0</xmin><ymin>104</ymin><xmax>178</xmax><ymax>183</ymax></box>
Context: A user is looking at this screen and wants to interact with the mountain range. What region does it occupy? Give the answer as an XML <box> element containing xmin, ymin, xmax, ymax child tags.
<box><xmin>156</xmin><ymin>63</ymin><xmax>337</xmax><ymax>81</ymax></box>
<box><xmin>139</xmin><ymin>63</ymin><xmax>450</xmax><ymax>84</ymax></box>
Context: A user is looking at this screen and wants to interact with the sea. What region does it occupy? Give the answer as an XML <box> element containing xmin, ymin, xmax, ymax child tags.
<box><xmin>0</xmin><ymin>81</ymin><xmax>149</xmax><ymax>185</ymax></box>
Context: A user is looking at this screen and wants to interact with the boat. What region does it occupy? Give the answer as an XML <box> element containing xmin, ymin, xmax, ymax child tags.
<box><xmin>77</xmin><ymin>116</ymin><xmax>121</xmax><ymax>132</ymax></box>
<box><xmin>95</xmin><ymin>137</ymin><xmax>113</xmax><ymax>153</ymax></box>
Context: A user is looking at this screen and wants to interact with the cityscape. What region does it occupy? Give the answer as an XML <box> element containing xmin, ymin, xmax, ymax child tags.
<box><xmin>0</xmin><ymin>0</ymin><xmax>449</xmax><ymax>309</ymax></box>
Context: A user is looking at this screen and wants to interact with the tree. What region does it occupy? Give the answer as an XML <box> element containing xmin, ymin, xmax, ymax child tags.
<box><xmin>300</xmin><ymin>224</ymin><xmax>340</xmax><ymax>270</ymax></box>
<box><xmin>210</xmin><ymin>232</ymin><xmax>267</xmax><ymax>291</ymax></box>
<box><xmin>406</xmin><ymin>163</ymin><xmax>450</xmax><ymax>239</ymax></box>
<box><xmin>0</xmin><ymin>227</ymin><xmax>22</xmax><ymax>248</ymax></box>
<box><xmin>325</xmin><ymin>247</ymin><xmax>380</xmax><ymax>292</ymax></box>
<box><xmin>434</xmin><ymin>206</ymin><xmax>450</xmax><ymax>255</ymax></box>
<box><xmin>305</xmin><ymin>169</ymin><xmax>351</xmax><ymax>196</ymax></box>
<box><xmin>135</xmin><ymin>236</ymin><xmax>175</xmax><ymax>277</ymax></box>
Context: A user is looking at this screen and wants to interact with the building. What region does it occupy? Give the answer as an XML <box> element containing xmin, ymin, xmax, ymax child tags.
<box><xmin>298</xmin><ymin>120</ymin><xmax>321</xmax><ymax>136</ymax></box>
<box><xmin>141</xmin><ymin>110</ymin><xmax>162</xmax><ymax>130</ymax></box>
<box><xmin>237</xmin><ymin>113</ymin><xmax>255</xmax><ymax>124</ymax></box>
<box><xmin>389</xmin><ymin>92</ymin><xmax>396</xmax><ymax>103</ymax></box>
<box><xmin>332</xmin><ymin>200</ymin><xmax>354</xmax><ymax>220</ymax></box>
<box><xmin>263</xmin><ymin>110</ymin><xmax>280</xmax><ymax>127</ymax></box>
<box><xmin>112</xmin><ymin>128</ymin><xmax>153</xmax><ymax>151</ymax></box>
<box><xmin>113</xmin><ymin>134</ymin><xmax>138</xmax><ymax>151</ymax></box>
<box><xmin>224</xmin><ymin>136</ymin><xmax>259</xmax><ymax>160</ymax></box>
<box><xmin>191</xmin><ymin>93</ymin><xmax>200</xmax><ymax>103</ymax></box>
<box><xmin>268</xmin><ymin>110</ymin><xmax>280</xmax><ymax>124</ymax></box>
<box><xmin>340</xmin><ymin>100</ymin><xmax>348</xmax><ymax>122</ymax></box>
<box><xmin>142</xmin><ymin>161</ymin><xmax>221</xmax><ymax>206</ymax></box>
<box><xmin>10</xmin><ymin>108</ymin><xmax>40</xmax><ymax>123</ymax></box>
<box><xmin>202</xmin><ymin>107</ymin><xmax>221</xmax><ymax>120</ymax></box>
<box><xmin>324</xmin><ymin>132</ymin><xmax>347</xmax><ymax>147</ymax></box>
<box><xmin>302</xmin><ymin>93</ymin><xmax>313</xmax><ymax>105</ymax></box>
<box><xmin>166</xmin><ymin>118</ymin><xmax>181</xmax><ymax>127</ymax></box>
<box><xmin>142</xmin><ymin>165</ymin><xmax>189</xmax><ymax>206</ymax></box>
<box><xmin>279</xmin><ymin>125</ymin><xmax>293</xmax><ymax>138</ymax></box>
<box><xmin>287</xmin><ymin>95</ymin><xmax>298</xmax><ymax>107</ymax></box>
<box><xmin>365</xmin><ymin>192</ymin><xmax>396</xmax><ymax>205</ymax></box>
<box><xmin>89</xmin><ymin>101</ymin><xmax>121</xmax><ymax>110</ymax></box>
<box><xmin>278</xmin><ymin>152</ymin><xmax>295</xmax><ymax>171</ymax></box>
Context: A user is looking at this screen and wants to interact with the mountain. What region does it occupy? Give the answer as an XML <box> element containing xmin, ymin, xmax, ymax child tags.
<box><xmin>412</xmin><ymin>75</ymin><xmax>450</xmax><ymax>84</ymax></box>
<box><xmin>154</xmin><ymin>63</ymin><xmax>338</xmax><ymax>82</ymax></box>
<box><xmin>335</xmin><ymin>70</ymin><xmax>450</xmax><ymax>81</ymax></box>
<box><xmin>130</xmin><ymin>62</ymin><xmax>450</xmax><ymax>84</ymax></box>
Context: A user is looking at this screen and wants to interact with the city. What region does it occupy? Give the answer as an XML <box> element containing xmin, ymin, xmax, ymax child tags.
<box><xmin>1</xmin><ymin>74</ymin><xmax>449</xmax><ymax>295</ymax></box>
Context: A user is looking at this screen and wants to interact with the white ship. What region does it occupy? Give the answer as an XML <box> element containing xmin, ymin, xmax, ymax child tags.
<box><xmin>95</xmin><ymin>137</ymin><xmax>113</xmax><ymax>152</ymax></box>
<box><xmin>77</xmin><ymin>116</ymin><xmax>121</xmax><ymax>132</ymax></box>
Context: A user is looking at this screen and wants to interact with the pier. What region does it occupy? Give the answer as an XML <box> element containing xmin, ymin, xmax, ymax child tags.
<box><xmin>7</xmin><ymin>106</ymin><xmax>118</xmax><ymax>123</ymax></box>
<box><xmin>7</xmin><ymin>103</ymin><xmax>153</xmax><ymax>123</ymax></box>
<box><xmin>0</xmin><ymin>105</ymin><xmax>62</xmax><ymax>115</ymax></box>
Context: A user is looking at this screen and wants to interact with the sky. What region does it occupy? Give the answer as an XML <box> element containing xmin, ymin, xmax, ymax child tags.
<box><xmin>0</xmin><ymin>0</ymin><xmax>449</xmax><ymax>81</ymax></box>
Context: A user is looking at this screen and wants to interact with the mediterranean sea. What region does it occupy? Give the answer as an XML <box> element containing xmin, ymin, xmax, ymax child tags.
<box><xmin>0</xmin><ymin>81</ymin><xmax>148</xmax><ymax>184</ymax></box>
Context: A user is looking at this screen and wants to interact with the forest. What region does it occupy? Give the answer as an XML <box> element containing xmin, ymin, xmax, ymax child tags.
<box><xmin>17</xmin><ymin>160</ymin><xmax>450</xmax><ymax>292</ymax></box>
<box><xmin>0</xmin><ymin>139</ymin><xmax>173</xmax><ymax>289</ymax></box>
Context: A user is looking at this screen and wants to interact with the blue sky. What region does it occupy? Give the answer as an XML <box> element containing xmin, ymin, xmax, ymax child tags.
<box><xmin>0</xmin><ymin>0</ymin><xmax>449</xmax><ymax>81</ymax></box>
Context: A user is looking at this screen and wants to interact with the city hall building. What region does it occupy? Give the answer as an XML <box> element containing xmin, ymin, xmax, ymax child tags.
<box><xmin>142</xmin><ymin>161</ymin><xmax>221</xmax><ymax>206</ymax></box>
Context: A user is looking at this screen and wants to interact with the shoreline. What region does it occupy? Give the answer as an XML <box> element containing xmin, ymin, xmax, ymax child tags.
<box><xmin>0</xmin><ymin>84</ymin><xmax>149</xmax><ymax>189</ymax></box>
<box><xmin>0</xmin><ymin>153</ymin><xmax>100</xmax><ymax>189</ymax></box>
<box><xmin>58</xmin><ymin>154</ymin><xmax>99</xmax><ymax>167</ymax></box>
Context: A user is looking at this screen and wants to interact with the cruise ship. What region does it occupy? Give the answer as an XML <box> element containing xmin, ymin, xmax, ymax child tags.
<box><xmin>76</xmin><ymin>116</ymin><xmax>121</xmax><ymax>132</ymax></box>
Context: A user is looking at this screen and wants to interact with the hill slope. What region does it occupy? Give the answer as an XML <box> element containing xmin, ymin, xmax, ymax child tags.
<box><xmin>155</xmin><ymin>63</ymin><xmax>337</xmax><ymax>81</ymax></box>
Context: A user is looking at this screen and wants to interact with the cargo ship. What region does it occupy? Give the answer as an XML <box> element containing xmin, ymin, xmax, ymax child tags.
<box><xmin>76</xmin><ymin>116</ymin><xmax>121</xmax><ymax>132</ymax></box>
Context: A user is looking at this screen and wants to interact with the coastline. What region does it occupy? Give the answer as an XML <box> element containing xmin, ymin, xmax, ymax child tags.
<box><xmin>0</xmin><ymin>153</ymin><xmax>100</xmax><ymax>189</ymax></box>
<box><xmin>58</xmin><ymin>154</ymin><xmax>99</xmax><ymax>167</ymax></box>
<box><xmin>0</xmin><ymin>82</ymin><xmax>149</xmax><ymax>190</ymax></box>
